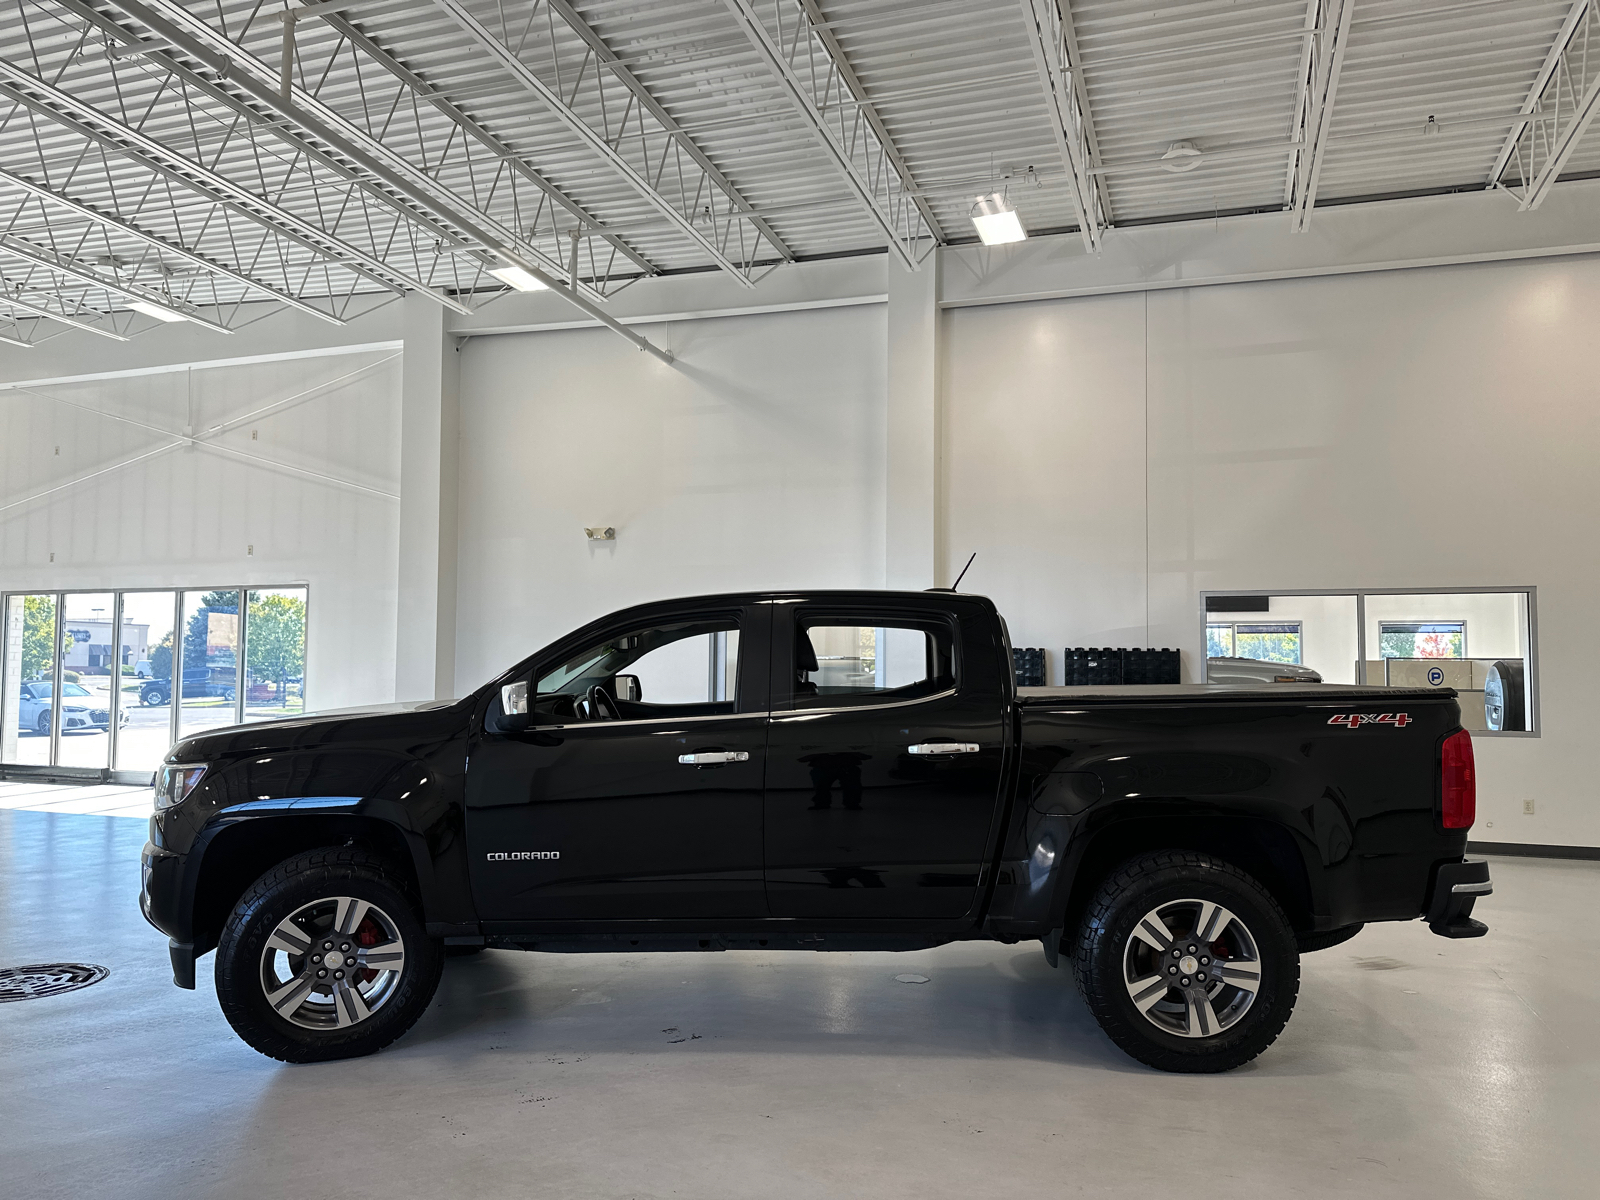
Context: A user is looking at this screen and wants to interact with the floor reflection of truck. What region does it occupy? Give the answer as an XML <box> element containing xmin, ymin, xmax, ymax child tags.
<box><xmin>139</xmin><ymin>669</ymin><xmax>236</xmax><ymax>707</ymax></box>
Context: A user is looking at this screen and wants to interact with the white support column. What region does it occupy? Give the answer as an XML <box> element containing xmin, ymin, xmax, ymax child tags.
<box><xmin>885</xmin><ymin>251</ymin><xmax>940</xmax><ymax>591</ymax></box>
<box><xmin>394</xmin><ymin>293</ymin><xmax>459</xmax><ymax>700</ymax></box>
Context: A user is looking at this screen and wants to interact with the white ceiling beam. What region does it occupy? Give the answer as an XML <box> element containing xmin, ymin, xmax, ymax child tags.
<box><xmin>542</xmin><ymin>0</ymin><xmax>792</xmax><ymax>266</ymax></box>
<box><xmin>0</xmin><ymin>167</ymin><xmax>345</xmax><ymax>325</ymax></box>
<box><xmin>101</xmin><ymin>0</ymin><xmax>671</xmax><ymax>360</ymax></box>
<box><xmin>0</xmin><ymin>286</ymin><xmax>130</xmax><ymax>341</ymax></box>
<box><xmin>1491</xmin><ymin>1</ymin><xmax>1600</xmax><ymax>209</ymax></box>
<box><xmin>431</xmin><ymin>0</ymin><xmax>781</xmax><ymax>287</ymax></box>
<box><xmin>1288</xmin><ymin>0</ymin><xmax>1356</xmax><ymax>232</ymax></box>
<box><xmin>310</xmin><ymin>9</ymin><xmax>656</xmax><ymax>279</ymax></box>
<box><xmin>0</xmin><ymin>65</ymin><xmax>429</xmax><ymax>306</ymax></box>
<box><xmin>0</xmin><ymin>234</ymin><xmax>234</xmax><ymax>334</ymax></box>
<box><xmin>1016</xmin><ymin>0</ymin><xmax>1109</xmax><ymax>251</ymax></box>
<box><xmin>98</xmin><ymin>0</ymin><xmax>587</xmax><ymax>300</ymax></box>
<box><xmin>721</xmin><ymin>0</ymin><xmax>935</xmax><ymax>270</ymax></box>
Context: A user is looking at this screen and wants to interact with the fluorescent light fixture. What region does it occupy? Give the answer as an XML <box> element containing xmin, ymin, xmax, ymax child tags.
<box><xmin>970</xmin><ymin>192</ymin><xmax>1027</xmax><ymax>245</ymax></box>
<box><xmin>128</xmin><ymin>298</ymin><xmax>187</xmax><ymax>323</ymax></box>
<box><xmin>490</xmin><ymin>264</ymin><xmax>549</xmax><ymax>292</ymax></box>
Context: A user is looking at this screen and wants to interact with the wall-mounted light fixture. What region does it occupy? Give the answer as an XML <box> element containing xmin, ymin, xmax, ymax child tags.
<box><xmin>585</xmin><ymin>526</ymin><xmax>615</xmax><ymax>541</ymax></box>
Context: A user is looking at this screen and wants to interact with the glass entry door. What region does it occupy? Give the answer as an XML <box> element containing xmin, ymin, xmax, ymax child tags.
<box><xmin>2</xmin><ymin>584</ymin><xmax>310</xmax><ymax>778</ymax></box>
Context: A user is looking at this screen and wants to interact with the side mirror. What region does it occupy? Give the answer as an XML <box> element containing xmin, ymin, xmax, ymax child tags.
<box><xmin>502</xmin><ymin>681</ymin><xmax>529</xmax><ymax>715</ymax></box>
<box><xmin>614</xmin><ymin>674</ymin><xmax>641</xmax><ymax>702</ymax></box>
<box><xmin>490</xmin><ymin>680</ymin><xmax>532</xmax><ymax>733</ymax></box>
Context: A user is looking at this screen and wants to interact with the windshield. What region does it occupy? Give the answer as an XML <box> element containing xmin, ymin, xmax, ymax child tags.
<box><xmin>30</xmin><ymin>682</ymin><xmax>92</xmax><ymax>697</ymax></box>
<box><xmin>536</xmin><ymin>619</ymin><xmax>736</xmax><ymax>696</ymax></box>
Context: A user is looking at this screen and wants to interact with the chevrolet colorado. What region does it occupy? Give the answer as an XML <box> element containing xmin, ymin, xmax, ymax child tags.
<box><xmin>140</xmin><ymin>590</ymin><xmax>1490</xmax><ymax>1072</ymax></box>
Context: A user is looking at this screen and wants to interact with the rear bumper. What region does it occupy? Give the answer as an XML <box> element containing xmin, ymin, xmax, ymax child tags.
<box><xmin>1426</xmin><ymin>859</ymin><xmax>1492</xmax><ymax>938</ymax></box>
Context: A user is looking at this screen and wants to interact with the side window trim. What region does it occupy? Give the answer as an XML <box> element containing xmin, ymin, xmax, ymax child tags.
<box><xmin>778</xmin><ymin>606</ymin><xmax>960</xmax><ymax>712</ymax></box>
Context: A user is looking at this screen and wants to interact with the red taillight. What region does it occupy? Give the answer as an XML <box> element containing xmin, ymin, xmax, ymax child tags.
<box><xmin>1441</xmin><ymin>729</ymin><xmax>1476</xmax><ymax>829</ymax></box>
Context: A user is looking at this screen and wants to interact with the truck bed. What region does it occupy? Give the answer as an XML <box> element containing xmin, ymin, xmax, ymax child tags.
<box><xmin>1018</xmin><ymin>684</ymin><xmax>1453</xmax><ymax>704</ymax></box>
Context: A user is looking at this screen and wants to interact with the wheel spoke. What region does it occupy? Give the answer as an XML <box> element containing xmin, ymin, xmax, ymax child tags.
<box><xmin>1215</xmin><ymin>963</ymin><xmax>1261</xmax><ymax>993</ymax></box>
<box><xmin>334</xmin><ymin>897</ymin><xmax>371</xmax><ymax>937</ymax></box>
<box><xmin>357</xmin><ymin>940</ymin><xmax>405</xmax><ymax>972</ymax></box>
<box><xmin>332</xmin><ymin>980</ymin><xmax>372</xmax><ymax>1027</ymax></box>
<box><xmin>1196</xmin><ymin>901</ymin><xmax>1236</xmax><ymax>944</ymax></box>
<box><xmin>1131</xmin><ymin>912</ymin><xmax>1176</xmax><ymax>952</ymax></box>
<box><xmin>1126</xmin><ymin>974</ymin><xmax>1170</xmax><ymax>1014</ymax></box>
<box><xmin>265</xmin><ymin>972</ymin><xmax>319</xmax><ymax>1016</ymax></box>
<box><xmin>265</xmin><ymin>923</ymin><xmax>312</xmax><ymax>956</ymax></box>
<box><xmin>1185</xmin><ymin>990</ymin><xmax>1224</xmax><ymax>1037</ymax></box>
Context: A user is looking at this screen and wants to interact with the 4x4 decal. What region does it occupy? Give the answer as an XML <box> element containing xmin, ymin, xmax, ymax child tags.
<box><xmin>1328</xmin><ymin>713</ymin><xmax>1412</xmax><ymax>729</ymax></box>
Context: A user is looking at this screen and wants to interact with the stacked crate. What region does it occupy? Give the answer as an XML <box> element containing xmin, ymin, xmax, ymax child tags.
<box><xmin>1062</xmin><ymin>647</ymin><xmax>1181</xmax><ymax>685</ymax></box>
<box><xmin>1012</xmin><ymin>647</ymin><xmax>1046</xmax><ymax>687</ymax></box>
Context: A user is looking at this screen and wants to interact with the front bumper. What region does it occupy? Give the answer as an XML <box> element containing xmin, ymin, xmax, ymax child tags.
<box><xmin>140</xmin><ymin>841</ymin><xmax>196</xmax><ymax>987</ymax></box>
<box><xmin>1426</xmin><ymin>859</ymin><xmax>1492</xmax><ymax>938</ymax></box>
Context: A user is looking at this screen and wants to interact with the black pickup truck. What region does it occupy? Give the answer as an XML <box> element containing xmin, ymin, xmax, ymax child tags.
<box><xmin>140</xmin><ymin>590</ymin><xmax>1490</xmax><ymax>1073</ymax></box>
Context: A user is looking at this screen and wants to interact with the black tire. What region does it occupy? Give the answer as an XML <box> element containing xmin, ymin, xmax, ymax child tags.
<box><xmin>1297</xmin><ymin>923</ymin><xmax>1363</xmax><ymax>954</ymax></box>
<box><xmin>215</xmin><ymin>848</ymin><xmax>442</xmax><ymax>1064</ymax></box>
<box><xmin>1072</xmin><ymin>850</ymin><xmax>1299</xmax><ymax>1073</ymax></box>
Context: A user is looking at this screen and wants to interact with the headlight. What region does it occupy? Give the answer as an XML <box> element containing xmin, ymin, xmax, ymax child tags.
<box><xmin>155</xmin><ymin>764</ymin><xmax>208</xmax><ymax>810</ymax></box>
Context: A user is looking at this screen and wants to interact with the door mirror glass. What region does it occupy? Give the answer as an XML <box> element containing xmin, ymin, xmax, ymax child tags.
<box><xmin>501</xmin><ymin>680</ymin><xmax>529</xmax><ymax>716</ymax></box>
<box><xmin>613</xmin><ymin>674</ymin><xmax>641</xmax><ymax>702</ymax></box>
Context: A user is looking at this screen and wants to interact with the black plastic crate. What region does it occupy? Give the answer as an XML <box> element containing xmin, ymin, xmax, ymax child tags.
<box><xmin>1012</xmin><ymin>646</ymin><xmax>1046</xmax><ymax>688</ymax></box>
<box><xmin>1064</xmin><ymin>646</ymin><xmax>1181</xmax><ymax>685</ymax></box>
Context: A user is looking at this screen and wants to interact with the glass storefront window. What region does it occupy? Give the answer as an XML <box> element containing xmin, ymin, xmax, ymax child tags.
<box><xmin>2</xmin><ymin>594</ymin><xmax>57</xmax><ymax>765</ymax></box>
<box><xmin>55</xmin><ymin>593</ymin><xmax>115</xmax><ymax>769</ymax></box>
<box><xmin>117</xmin><ymin>592</ymin><xmax>177</xmax><ymax>773</ymax></box>
<box><xmin>245</xmin><ymin>588</ymin><xmax>308</xmax><ymax>722</ymax></box>
<box><xmin>1</xmin><ymin>584</ymin><xmax>309</xmax><ymax>776</ymax></box>
<box><xmin>178</xmin><ymin>590</ymin><xmax>241</xmax><ymax>742</ymax></box>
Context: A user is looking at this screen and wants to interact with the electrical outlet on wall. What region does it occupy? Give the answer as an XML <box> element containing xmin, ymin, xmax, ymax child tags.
<box><xmin>1523</xmin><ymin>797</ymin><xmax>1536</xmax><ymax>815</ymax></box>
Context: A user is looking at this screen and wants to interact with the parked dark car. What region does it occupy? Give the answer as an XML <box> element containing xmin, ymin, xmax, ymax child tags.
<box><xmin>140</xmin><ymin>591</ymin><xmax>1489</xmax><ymax>1072</ymax></box>
<box><xmin>140</xmin><ymin>670</ymin><xmax>236</xmax><ymax>707</ymax></box>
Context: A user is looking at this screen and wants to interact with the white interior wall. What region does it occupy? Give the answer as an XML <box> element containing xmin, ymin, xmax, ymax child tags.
<box><xmin>945</xmin><ymin>253</ymin><xmax>1600</xmax><ymax>846</ymax></box>
<box><xmin>0</xmin><ymin>342</ymin><xmax>404</xmax><ymax>713</ymax></box>
<box><xmin>451</xmin><ymin>305</ymin><xmax>888</xmax><ymax>694</ymax></box>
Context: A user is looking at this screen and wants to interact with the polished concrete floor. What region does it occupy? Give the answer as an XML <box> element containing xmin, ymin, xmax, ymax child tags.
<box><xmin>1</xmin><ymin>793</ymin><xmax>1595</xmax><ymax>1200</ymax></box>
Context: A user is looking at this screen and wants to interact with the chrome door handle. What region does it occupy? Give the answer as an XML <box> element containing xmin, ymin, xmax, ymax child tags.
<box><xmin>678</xmin><ymin>751</ymin><xmax>750</xmax><ymax>765</ymax></box>
<box><xmin>907</xmin><ymin>742</ymin><xmax>980</xmax><ymax>755</ymax></box>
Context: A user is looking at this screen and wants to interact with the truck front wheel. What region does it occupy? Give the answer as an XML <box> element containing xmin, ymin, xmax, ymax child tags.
<box><xmin>214</xmin><ymin>848</ymin><xmax>442</xmax><ymax>1063</ymax></box>
<box><xmin>1072</xmin><ymin>850</ymin><xmax>1299</xmax><ymax>1073</ymax></box>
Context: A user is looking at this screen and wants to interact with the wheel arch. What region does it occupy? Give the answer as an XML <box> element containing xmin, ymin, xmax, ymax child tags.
<box><xmin>188</xmin><ymin>813</ymin><xmax>426</xmax><ymax>959</ymax></box>
<box><xmin>1059</xmin><ymin>814</ymin><xmax>1317</xmax><ymax>939</ymax></box>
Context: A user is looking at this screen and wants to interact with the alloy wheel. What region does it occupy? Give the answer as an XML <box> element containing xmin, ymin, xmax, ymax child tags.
<box><xmin>259</xmin><ymin>895</ymin><xmax>407</xmax><ymax>1030</ymax></box>
<box><xmin>1122</xmin><ymin>898</ymin><xmax>1262</xmax><ymax>1038</ymax></box>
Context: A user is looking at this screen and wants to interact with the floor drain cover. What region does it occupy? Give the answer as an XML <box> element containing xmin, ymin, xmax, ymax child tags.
<box><xmin>0</xmin><ymin>963</ymin><xmax>110</xmax><ymax>1002</ymax></box>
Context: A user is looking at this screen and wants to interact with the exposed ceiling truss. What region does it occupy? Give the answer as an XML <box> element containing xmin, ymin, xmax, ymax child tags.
<box><xmin>431</xmin><ymin>0</ymin><xmax>787</xmax><ymax>288</ymax></box>
<box><xmin>1286</xmin><ymin>0</ymin><xmax>1355</xmax><ymax>233</ymax></box>
<box><xmin>1492</xmin><ymin>0</ymin><xmax>1600</xmax><ymax>209</ymax></box>
<box><xmin>0</xmin><ymin>0</ymin><xmax>1594</xmax><ymax>347</ymax></box>
<box><xmin>1016</xmin><ymin>0</ymin><xmax>1107</xmax><ymax>251</ymax></box>
<box><xmin>721</xmin><ymin>0</ymin><xmax>934</xmax><ymax>270</ymax></box>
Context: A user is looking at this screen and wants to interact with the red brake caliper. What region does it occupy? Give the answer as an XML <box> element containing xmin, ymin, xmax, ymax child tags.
<box><xmin>356</xmin><ymin>915</ymin><xmax>382</xmax><ymax>983</ymax></box>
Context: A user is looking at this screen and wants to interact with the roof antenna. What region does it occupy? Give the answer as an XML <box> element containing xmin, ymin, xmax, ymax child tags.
<box><xmin>951</xmin><ymin>552</ymin><xmax>976</xmax><ymax>591</ymax></box>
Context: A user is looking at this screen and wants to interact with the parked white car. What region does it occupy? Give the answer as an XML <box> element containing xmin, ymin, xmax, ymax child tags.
<box><xmin>1206</xmin><ymin>657</ymin><xmax>1324</xmax><ymax>685</ymax></box>
<box><xmin>15</xmin><ymin>681</ymin><xmax>128</xmax><ymax>735</ymax></box>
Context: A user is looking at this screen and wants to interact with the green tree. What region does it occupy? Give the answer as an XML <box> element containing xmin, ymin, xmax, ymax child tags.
<box><xmin>150</xmin><ymin>631</ymin><xmax>174</xmax><ymax>681</ymax></box>
<box><xmin>20</xmin><ymin>596</ymin><xmax>73</xmax><ymax>680</ymax></box>
<box><xmin>183</xmin><ymin>591</ymin><xmax>239</xmax><ymax>671</ymax></box>
<box><xmin>247</xmin><ymin>592</ymin><xmax>306</xmax><ymax>706</ymax></box>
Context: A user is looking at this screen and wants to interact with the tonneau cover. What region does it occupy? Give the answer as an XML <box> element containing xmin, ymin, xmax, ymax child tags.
<box><xmin>1018</xmin><ymin>683</ymin><xmax>1455</xmax><ymax>704</ymax></box>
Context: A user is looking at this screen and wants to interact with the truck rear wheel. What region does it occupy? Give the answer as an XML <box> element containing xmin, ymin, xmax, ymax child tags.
<box><xmin>1072</xmin><ymin>850</ymin><xmax>1299</xmax><ymax>1073</ymax></box>
<box><xmin>215</xmin><ymin>848</ymin><xmax>442</xmax><ymax>1064</ymax></box>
